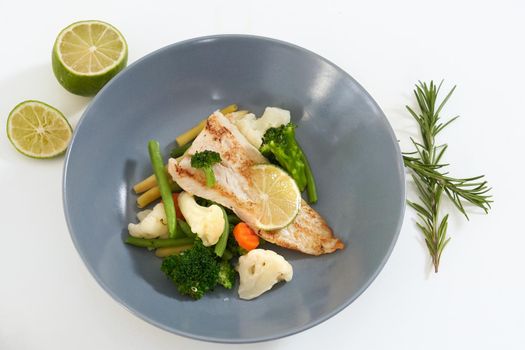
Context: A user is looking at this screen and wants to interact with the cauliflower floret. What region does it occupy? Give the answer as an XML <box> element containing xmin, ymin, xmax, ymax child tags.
<box><xmin>136</xmin><ymin>209</ymin><xmax>152</xmax><ymax>222</ymax></box>
<box><xmin>177</xmin><ymin>191</ymin><xmax>225</xmax><ymax>246</ymax></box>
<box><xmin>236</xmin><ymin>249</ymin><xmax>293</xmax><ymax>300</ymax></box>
<box><xmin>235</xmin><ymin>107</ymin><xmax>291</xmax><ymax>148</ymax></box>
<box><xmin>128</xmin><ymin>203</ymin><xmax>168</xmax><ymax>239</ymax></box>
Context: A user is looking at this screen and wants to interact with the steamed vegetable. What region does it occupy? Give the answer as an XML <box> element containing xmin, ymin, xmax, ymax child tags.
<box><xmin>218</xmin><ymin>260</ymin><xmax>236</xmax><ymax>289</ymax></box>
<box><xmin>177</xmin><ymin>218</ymin><xmax>196</xmax><ymax>238</ymax></box>
<box><xmin>148</xmin><ymin>140</ymin><xmax>177</xmax><ymax>238</ymax></box>
<box><xmin>298</xmin><ymin>143</ymin><xmax>318</xmax><ymax>204</ymax></box>
<box><xmin>236</xmin><ymin>249</ymin><xmax>293</xmax><ymax>300</ymax></box>
<box><xmin>191</xmin><ymin>150</ymin><xmax>221</xmax><ymax>187</ymax></box>
<box><xmin>233</xmin><ymin>223</ymin><xmax>260</xmax><ymax>251</ymax></box>
<box><xmin>136</xmin><ymin>185</ymin><xmax>162</xmax><ymax>209</ymax></box>
<box><xmin>125</xmin><ymin>236</ymin><xmax>193</xmax><ymax>249</ymax></box>
<box><xmin>128</xmin><ymin>203</ymin><xmax>168</xmax><ymax>239</ymax></box>
<box><xmin>234</xmin><ymin>107</ymin><xmax>290</xmax><ymax>148</ymax></box>
<box><xmin>260</xmin><ymin>123</ymin><xmax>318</xmax><ymax>203</ymax></box>
<box><xmin>160</xmin><ymin>239</ymin><xmax>234</xmax><ymax>299</ymax></box>
<box><xmin>226</xmin><ymin>228</ymin><xmax>248</xmax><ymax>257</ymax></box>
<box><xmin>133</xmin><ymin>173</ymin><xmax>157</xmax><ymax>194</ymax></box>
<box><xmin>136</xmin><ymin>181</ymin><xmax>181</xmax><ymax>208</ymax></box>
<box><xmin>219</xmin><ymin>104</ymin><xmax>239</xmax><ymax>116</ymax></box>
<box><xmin>155</xmin><ymin>245</ymin><xmax>193</xmax><ymax>258</ymax></box>
<box><xmin>260</xmin><ymin>123</ymin><xmax>307</xmax><ymax>191</ymax></box>
<box><xmin>177</xmin><ymin>192</ymin><xmax>225</xmax><ymax>246</ymax></box>
<box><xmin>214</xmin><ymin>207</ymin><xmax>230</xmax><ymax>257</ymax></box>
<box><xmin>133</xmin><ymin>165</ymin><xmax>171</xmax><ymax>194</ymax></box>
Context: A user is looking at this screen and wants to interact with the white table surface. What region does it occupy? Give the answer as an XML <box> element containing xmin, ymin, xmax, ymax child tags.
<box><xmin>1</xmin><ymin>0</ymin><xmax>524</xmax><ymax>349</ymax></box>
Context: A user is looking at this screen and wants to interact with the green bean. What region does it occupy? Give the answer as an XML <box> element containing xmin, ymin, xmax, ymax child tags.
<box><xmin>125</xmin><ymin>236</ymin><xmax>194</xmax><ymax>249</ymax></box>
<box><xmin>177</xmin><ymin>219</ymin><xmax>196</xmax><ymax>238</ymax></box>
<box><xmin>214</xmin><ymin>207</ymin><xmax>229</xmax><ymax>257</ymax></box>
<box><xmin>170</xmin><ymin>142</ymin><xmax>192</xmax><ymax>158</ymax></box>
<box><xmin>155</xmin><ymin>245</ymin><xmax>193</xmax><ymax>257</ymax></box>
<box><xmin>148</xmin><ymin>140</ymin><xmax>177</xmax><ymax>238</ymax></box>
<box><xmin>298</xmin><ymin>144</ymin><xmax>318</xmax><ymax>204</ymax></box>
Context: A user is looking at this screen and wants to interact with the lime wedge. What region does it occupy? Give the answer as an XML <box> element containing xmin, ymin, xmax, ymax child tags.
<box><xmin>6</xmin><ymin>101</ymin><xmax>72</xmax><ymax>158</ymax></box>
<box><xmin>250</xmin><ymin>164</ymin><xmax>301</xmax><ymax>230</ymax></box>
<box><xmin>52</xmin><ymin>20</ymin><xmax>128</xmax><ymax>96</ymax></box>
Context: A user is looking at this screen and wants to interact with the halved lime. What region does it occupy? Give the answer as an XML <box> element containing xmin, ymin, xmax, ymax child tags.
<box><xmin>6</xmin><ymin>101</ymin><xmax>72</xmax><ymax>158</ymax></box>
<box><xmin>52</xmin><ymin>20</ymin><xmax>128</xmax><ymax>96</ymax></box>
<box><xmin>250</xmin><ymin>164</ymin><xmax>301</xmax><ymax>230</ymax></box>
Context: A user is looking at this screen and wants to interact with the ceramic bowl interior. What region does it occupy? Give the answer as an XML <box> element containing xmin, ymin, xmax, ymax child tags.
<box><xmin>63</xmin><ymin>35</ymin><xmax>405</xmax><ymax>343</ymax></box>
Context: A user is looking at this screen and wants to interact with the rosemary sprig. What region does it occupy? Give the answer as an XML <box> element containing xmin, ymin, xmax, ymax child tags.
<box><xmin>402</xmin><ymin>81</ymin><xmax>492</xmax><ymax>273</ymax></box>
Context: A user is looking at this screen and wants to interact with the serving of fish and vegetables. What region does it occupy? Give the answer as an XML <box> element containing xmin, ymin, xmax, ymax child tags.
<box><xmin>125</xmin><ymin>104</ymin><xmax>345</xmax><ymax>300</ymax></box>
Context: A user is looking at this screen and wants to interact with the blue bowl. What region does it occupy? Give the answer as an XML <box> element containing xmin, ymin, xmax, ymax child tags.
<box><xmin>63</xmin><ymin>35</ymin><xmax>405</xmax><ymax>343</ymax></box>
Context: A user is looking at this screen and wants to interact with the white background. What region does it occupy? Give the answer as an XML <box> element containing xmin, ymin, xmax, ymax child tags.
<box><xmin>1</xmin><ymin>0</ymin><xmax>524</xmax><ymax>349</ymax></box>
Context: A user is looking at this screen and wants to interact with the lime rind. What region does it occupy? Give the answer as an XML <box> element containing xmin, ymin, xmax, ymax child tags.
<box><xmin>52</xmin><ymin>20</ymin><xmax>128</xmax><ymax>96</ymax></box>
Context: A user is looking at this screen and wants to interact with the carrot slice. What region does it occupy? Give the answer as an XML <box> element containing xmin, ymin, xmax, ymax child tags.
<box><xmin>233</xmin><ymin>223</ymin><xmax>260</xmax><ymax>251</ymax></box>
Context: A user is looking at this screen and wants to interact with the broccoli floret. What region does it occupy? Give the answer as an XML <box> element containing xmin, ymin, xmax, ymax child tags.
<box><xmin>191</xmin><ymin>150</ymin><xmax>221</xmax><ymax>187</ymax></box>
<box><xmin>260</xmin><ymin>123</ymin><xmax>307</xmax><ymax>191</ymax></box>
<box><xmin>161</xmin><ymin>240</ymin><xmax>219</xmax><ymax>299</ymax></box>
<box><xmin>161</xmin><ymin>239</ymin><xmax>239</xmax><ymax>299</ymax></box>
<box><xmin>218</xmin><ymin>260</ymin><xmax>236</xmax><ymax>289</ymax></box>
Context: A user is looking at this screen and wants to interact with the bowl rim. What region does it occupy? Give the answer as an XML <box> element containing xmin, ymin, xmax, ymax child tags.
<box><xmin>62</xmin><ymin>34</ymin><xmax>406</xmax><ymax>343</ymax></box>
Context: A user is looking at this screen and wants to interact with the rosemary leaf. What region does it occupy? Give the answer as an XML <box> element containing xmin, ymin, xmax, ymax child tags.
<box><xmin>402</xmin><ymin>81</ymin><xmax>492</xmax><ymax>273</ymax></box>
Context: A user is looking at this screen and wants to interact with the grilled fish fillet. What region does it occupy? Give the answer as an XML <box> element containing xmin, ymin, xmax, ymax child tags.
<box><xmin>168</xmin><ymin>111</ymin><xmax>344</xmax><ymax>255</ymax></box>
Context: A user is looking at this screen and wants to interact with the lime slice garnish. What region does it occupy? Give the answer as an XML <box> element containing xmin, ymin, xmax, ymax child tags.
<box><xmin>52</xmin><ymin>20</ymin><xmax>128</xmax><ymax>96</ymax></box>
<box><xmin>6</xmin><ymin>101</ymin><xmax>72</xmax><ymax>158</ymax></box>
<box><xmin>250</xmin><ymin>164</ymin><xmax>301</xmax><ymax>230</ymax></box>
